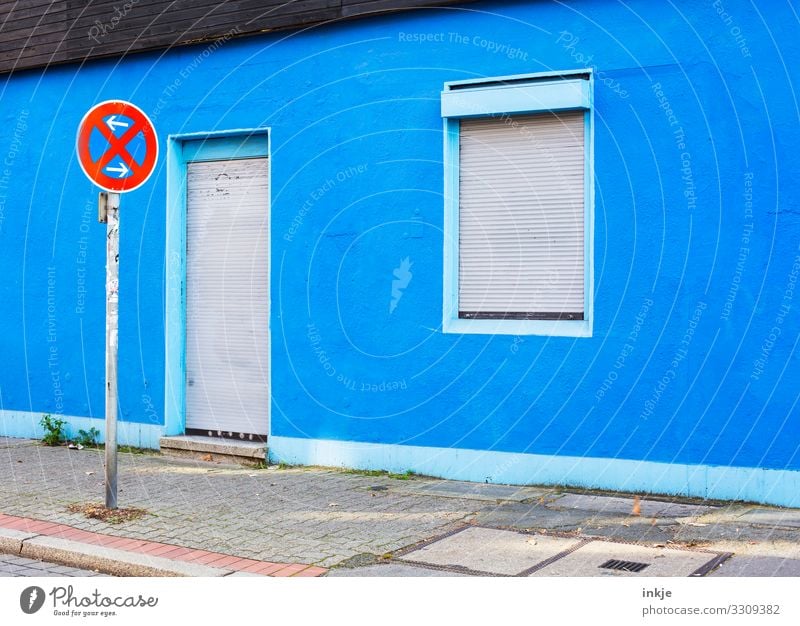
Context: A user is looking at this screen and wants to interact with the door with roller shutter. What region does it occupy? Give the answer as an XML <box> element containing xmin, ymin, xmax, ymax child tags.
<box><xmin>185</xmin><ymin>157</ymin><xmax>269</xmax><ymax>437</ymax></box>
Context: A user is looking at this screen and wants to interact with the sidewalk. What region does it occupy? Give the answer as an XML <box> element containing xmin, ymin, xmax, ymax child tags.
<box><xmin>1</xmin><ymin>436</ymin><xmax>799</xmax><ymax>577</ymax></box>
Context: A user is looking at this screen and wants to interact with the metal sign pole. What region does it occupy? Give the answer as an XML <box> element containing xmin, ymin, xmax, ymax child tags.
<box><xmin>80</xmin><ymin>101</ymin><xmax>157</xmax><ymax>510</ymax></box>
<box><xmin>103</xmin><ymin>192</ymin><xmax>120</xmax><ymax>510</ymax></box>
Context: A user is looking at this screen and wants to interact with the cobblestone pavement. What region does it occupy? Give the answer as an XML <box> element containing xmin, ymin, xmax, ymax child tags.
<box><xmin>0</xmin><ymin>554</ymin><xmax>107</xmax><ymax>577</ymax></box>
<box><xmin>0</xmin><ymin>438</ymin><xmax>484</xmax><ymax>568</ymax></box>
<box><xmin>3</xmin><ymin>437</ymin><xmax>800</xmax><ymax>575</ymax></box>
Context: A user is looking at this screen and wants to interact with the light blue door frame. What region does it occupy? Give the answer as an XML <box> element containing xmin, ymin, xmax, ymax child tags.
<box><xmin>163</xmin><ymin>128</ymin><xmax>271</xmax><ymax>436</ymax></box>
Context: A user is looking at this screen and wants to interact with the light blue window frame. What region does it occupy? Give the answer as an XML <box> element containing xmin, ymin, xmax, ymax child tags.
<box><xmin>164</xmin><ymin>128</ymin><xmax>271</xmax><ymax>436</ymax></box>
<box><xmin>442</xmin><ymin>69</ymin><xmax>594</xmax><ymax>337</ymax></box>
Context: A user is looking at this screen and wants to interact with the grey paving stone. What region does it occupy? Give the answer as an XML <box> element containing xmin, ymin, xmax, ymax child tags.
<box><xmin>0</xmin><ymin>437</ymin><xmax>37</xmax><ymax>448</ymax></box>
<box><xmin>552</xmin><ymin>494</ymin><xmax>714</xmax><ymax>518</ymax></box>
<box><xmin>735</xmin><ymin>508</ymin><xmax>800</xmax><ymax>529</ymax></box>
<box><xmin>400</xmin><ymin>527</ymin><xmax>580</xmax><ymax>575</ymax></box>
<box><xmin>572</xmin><ymin>522</ymin><xmax>678</xmax><ymax>544</ymax></box>
<box><xmin>672</xmin><ymin>521</ymin><xmax>800</xmax><ymax>544</ymax></box>
<box><xmin>16</xmin><ymin>559</ymin><xmax>53</xmax><ymax>570</ymax></box>
<box><xmin>530</xmin><ymin>541</ymin><xmax>718</xmax><ymax>577</ymax></box>
<box><xmin>397</xmin><ymin>481</ymin><xmax>549</xmax><ymax>503</ymax></box>
<box><xmin>475</xmin><ymin>501</ymin><xmax>620</xmax><ymax>530</ymax></box>
<box><xmin>328</xmin><ymin>563</ymin><xmax>470</xmax><ymax>576</ymax></box>
<box><xmin>11</xmin><ymin>567</ymin><xmax>43</xmax><ymax>578</ymax></box>
<box><xmin>0</xmin><ymin>554</ymin><xmax>107</xmax><ymax>577</ymax></box>
<box><xmin>1</xmin><ymin>555</ymin><xmax>40</xmax><ymax>566</ymax></box>
<box><xmin>709</xmin><ymin>556</ymin><xmax>800</xmax><ymax>577</ymax></box>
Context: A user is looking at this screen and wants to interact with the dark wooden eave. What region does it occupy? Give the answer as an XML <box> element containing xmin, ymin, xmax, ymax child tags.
<box><xmin>0</xmin><ymin>0</ymin><xmax>475</xmax><ymax>75</ymax></box>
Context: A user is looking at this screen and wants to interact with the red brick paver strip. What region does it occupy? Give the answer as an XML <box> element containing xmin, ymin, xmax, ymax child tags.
<box><xmin>0</xmin><ymin>513</ymin><xmax>326</xmax><ymax>577</ymax></box>
<box><xmin>156</xmin><ymin>546</ymin><xmax>195</xmax><ymax>560</ymax></box>
<box><xmin>239</xmin><ymin>561</ymin><xmax>285</xmax><ymax>575</ymax></box>
<box><xmin>271</xmin><ymin>563</ymin><xmax>313</xmax><ymax>577</ymax></box>
<box><xmin>293</xmin><ymin>566</ymin><xmax>328</xmax><ymax>577</ymax></box>
<box><xmin>178</xmin><ymin>549</ymin><xmax>216</xmax><ymax>562</ymax></box>
<box><xmin>59</xmin><ymin>529</ymin><xmax>100</xmax><ymax>543</ymax></box>
<box><xmin>197</xmin><ymin>554</ymin><xmax>244</xmax><ymax>569</ymax></box>
<box><xmin>103</xmin><ymin>538</ymin><xmax>149</xmax><ymax>551</ymax></box>
<box><xmin>141</xmin><ymin>543</ymin><xmax>183</xmax><ymax>557</ymax></box>
<box><xmin>192</xmin><ymin>551</ymin><xmax>239</xmax><ymax>565</ymax></box>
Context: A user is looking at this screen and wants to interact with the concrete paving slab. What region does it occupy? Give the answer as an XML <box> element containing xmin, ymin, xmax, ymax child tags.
<box><xmin>704</xmin><ymin>539</ymin><xmax>800</xmax><ymax>560</ymax></box>
<box><xmin>0</xmin><ymin>526</ymin><xmax>38</xmax><ymax>555</ymax></box>
<box><xmin>20</xmin><ymin>535</ymin><xmax>230</xmax><ymax>577</ymax></box>
<box><xmin>573</xmin><ymin>522</ymin><xmax>678</xmax><ymax>544</ymax></box>
<box><xmin>735</xmin><ymin>508</ymin><xmax>800</xmax><ymax>529</ymax></box>
<box><xmin>397</xmin><ymin>481</ymin><xmax>550</xmax><ymax>503</ymax></box>
<box><xmin>709</xmin><ymin>555</ymin><xmax>800</xmax><ymax>577</ymax></box>
<box><xmin>673</xmin><ymin>522</ymin><xmax>800</xmax><ymax>545</ymax></box>
<box><xmin>553</xmin><ymin>494</ymin><xmax>714</xmax><ymax>518</ymax></box>
<box><xmin>474</xmin><ymin>501</ymin><xmax>620</xmax><ymax>530</ymax></box>
<box><xmin>400</xmin><ymin>527</ymin><xmax>580</xmax><ymax>575</ymax></box>
<box><xmin>328</xmin><ymin>563</ymin><xmax>470</xmax><ymax>577</ymax></box>
<box><xmin>530</xmin><ymin>540</ymin><xmax>718</xmax><ymax>577</ymax></box>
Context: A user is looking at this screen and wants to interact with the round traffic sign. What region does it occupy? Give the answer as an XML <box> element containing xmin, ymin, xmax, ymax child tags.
<box><xmin>76</xmin><ymin>100</ymin><xmax>158</xmax><ymax>193</ymax></box>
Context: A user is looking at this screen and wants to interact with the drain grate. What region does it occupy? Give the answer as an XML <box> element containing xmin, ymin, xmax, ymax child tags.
<box><xmin>599</xmin><ymin>559</ymin><xmax>650</xmax><ymax>573</ymax></box>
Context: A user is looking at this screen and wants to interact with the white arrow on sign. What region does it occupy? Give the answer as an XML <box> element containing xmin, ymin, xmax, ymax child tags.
<box><xmin>106</xmin><ymin>115</ymin><xmax>129</xmax><ymax>132</ymax></box>
<box><xmin>106</xmin><ymin>162</ymin><xmax>130</xmax><ymax>178</ymax></box>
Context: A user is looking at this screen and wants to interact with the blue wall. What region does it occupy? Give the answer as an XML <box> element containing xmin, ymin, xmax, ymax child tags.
<box><xmin>0</xmin><ymin>0</ymin><xmax>798</xmax><ymax>474</ymax></box>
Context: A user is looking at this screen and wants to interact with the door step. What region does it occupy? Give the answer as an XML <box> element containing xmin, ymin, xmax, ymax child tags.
<box><xmin>159</xmin><ymin>435</ymin><xmax>267</xmax><ymax>467</ymax></box>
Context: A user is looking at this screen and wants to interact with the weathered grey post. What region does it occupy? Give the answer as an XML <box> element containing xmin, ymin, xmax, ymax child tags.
<box><xmin>102</xmin><ymin>191</ymin><xmax>120</xmax><ymax>509</ymax></box>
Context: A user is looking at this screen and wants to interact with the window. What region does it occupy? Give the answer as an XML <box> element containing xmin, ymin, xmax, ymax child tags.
<box><xmin>442</xmin><ymin>71</ymin><xmax>593</xmax><ymax>336</ymax></box>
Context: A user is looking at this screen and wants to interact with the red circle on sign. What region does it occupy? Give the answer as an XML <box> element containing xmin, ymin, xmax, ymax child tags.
<box><xmin>76</xmin><ymin>100</ymin><xmax>158</xmax><ymax>193</ymax></box>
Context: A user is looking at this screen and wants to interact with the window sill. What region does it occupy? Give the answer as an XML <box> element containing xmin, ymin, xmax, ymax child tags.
<box><xmin>442</xmin><ymin>316</ymin><xmax>592</xmax><ymax>337</ymax></box>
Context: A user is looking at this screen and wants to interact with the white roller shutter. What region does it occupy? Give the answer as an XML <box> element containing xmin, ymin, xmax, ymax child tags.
<box><xmin>185</xmin><ymin>157</ymin><xmax>269</xmax><ymax>435</ymax></box>
<box><xmin>458</xmin><ymin>111</ymin><xmax>585</xmax><ymax>320</ymax></box>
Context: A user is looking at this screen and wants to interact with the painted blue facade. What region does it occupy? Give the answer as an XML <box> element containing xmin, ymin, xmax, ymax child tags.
<box><xmin>1</xmin><ymin>0</ymin><xmax>799</xmax><ymax>504</ymax></box>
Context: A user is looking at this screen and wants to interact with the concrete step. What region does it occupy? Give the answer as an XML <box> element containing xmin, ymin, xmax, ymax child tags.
<box><xmin>159</xmin><ymin>435</ymin><xmax>266</xmax><ymax>466</ymax></box>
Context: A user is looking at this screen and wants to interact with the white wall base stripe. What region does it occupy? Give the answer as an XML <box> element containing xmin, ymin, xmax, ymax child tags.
<box><xmin>268</xmin><ymin>436</ymin><xmax>800</xmax><ymax>508</ymax></box>
<box><xmin>0</xmin><ymin>410</ymin><xmax>164</xmax><ymax>449</ymax></box>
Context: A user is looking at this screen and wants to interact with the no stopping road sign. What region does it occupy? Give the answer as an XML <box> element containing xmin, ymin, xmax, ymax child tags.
<box><xmin>76</xmin><ymin>100</ymin><xmax>158</xmax><ymax>193</ymax></box>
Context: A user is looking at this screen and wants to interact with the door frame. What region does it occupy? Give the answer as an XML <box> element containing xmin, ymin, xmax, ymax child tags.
<box><xmin>164</xmin><ymin>127</ymin><xmax>271</xmax><ymax>437</ymax></box>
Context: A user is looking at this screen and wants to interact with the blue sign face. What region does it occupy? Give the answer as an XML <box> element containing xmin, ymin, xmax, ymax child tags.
<box><xmin>87</xmin><ymin>113</ymin><xmax>147</xmax><ymax>180</ymax></box>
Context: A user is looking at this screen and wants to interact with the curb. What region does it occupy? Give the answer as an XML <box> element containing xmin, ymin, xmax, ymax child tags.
<box><xmin>0</xmin><ymin>513</ymin><xmax>326</xmax><ymax>578</ymax></box>
<box><xmin>20</xmin><ymin>535</ymin><xmax>230</xmax><ymax>577</ymax></box>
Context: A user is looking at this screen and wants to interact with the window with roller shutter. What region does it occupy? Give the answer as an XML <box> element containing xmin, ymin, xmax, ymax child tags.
<box><xmin>441</xmin><ymin>71</ymin><xmax>593</xmax><ymax>336</ymax></box>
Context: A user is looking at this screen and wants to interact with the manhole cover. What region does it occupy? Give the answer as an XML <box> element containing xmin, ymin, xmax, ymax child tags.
<box><xmin>599</xmin><ymin>559</ymin><xmax>650</xmax><ymax>573</ymax></box>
